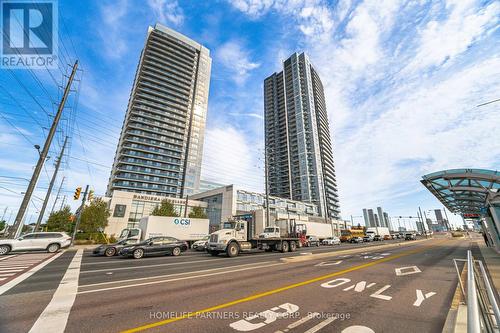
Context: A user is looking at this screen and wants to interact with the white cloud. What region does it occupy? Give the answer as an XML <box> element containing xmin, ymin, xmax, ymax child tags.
<box><xmin>226</xmin><ymin>0</ymin><xmax>500</xmax><ymax>219</ymax></box>
<box><xmin>216</xmin><ymin>41</ymin><xmax>260</xmax><ymax>85</ymax></box>
<box><xmin>407</xmin><ymin>0</ymin><xmax>499</xmax><ymax>72</ymax></box>
<box><xmin>201</xmin><ymin>126</ymin><xmax>263</xmax><ymax>192</ymax></box>
<box><xmin>147</xmin><ymin>0</ymin><xmax>185</xmax><ymax>26</ymax></box>
<box><xmin>98</xmin><ymin>0</ymin><xmax>129</xmax><ymax>58</ymax></box>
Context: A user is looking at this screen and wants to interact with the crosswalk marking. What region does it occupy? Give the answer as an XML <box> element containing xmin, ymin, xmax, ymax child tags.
<box><xmin>0</xmin><ymin>253</ymin><xmax>54</xmax><ymax>285</ymax></box>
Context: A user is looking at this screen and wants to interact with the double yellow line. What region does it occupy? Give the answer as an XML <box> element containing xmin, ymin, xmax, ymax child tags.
<box><xmin>122</xmin><ymin>240</ymin><xmax>444</xmax><ymax>333</ymax></box>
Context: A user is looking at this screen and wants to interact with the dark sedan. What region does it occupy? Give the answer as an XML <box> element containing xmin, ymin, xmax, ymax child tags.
<box><xmin>119</xmin><ymin>237</ymin><xmax>188</xmax><ymax>259</ymax></box>
<box><xmin>93</xmin><ymin>238</ymin><xmax>137</xmax><ymax>257</ymax></box>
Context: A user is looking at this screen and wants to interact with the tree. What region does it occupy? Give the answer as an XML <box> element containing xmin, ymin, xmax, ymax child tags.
<box><xmin>79</xmin><ymin>198</ymin><xmax>110</xmax><ymax>233</ymax></box>
<box><xmin>0</xmin><ymin>220</ymin><xmax>5</xmax><ymax>231</ymax></box>
<box><xmin>151</xmin><ymin>199</ymin><xmax>179</xmax><ymax>217</ymax></box>
<box><xmin>189</xmin><ymin>206</ymin><xmax>207</xmax><ymax>219</ymax></box>
<box><xmin>46</xmin><ymin>206</ymin><xmax>73</xmax><ymax>233</ymax></box>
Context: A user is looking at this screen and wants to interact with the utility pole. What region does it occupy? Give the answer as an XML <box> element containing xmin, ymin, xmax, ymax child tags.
<box><xmin>264</xmin><ymin>147</ymin><xmax>271</xmax><ymax>227</ymax></box>
<box><xmin>59</xmin><ymin>195</ymin><xmax>67</xmax><ymax>211</ymax></box>
<box><xmin>49</xmin><ymin>176</ymin><xmax>65</xmax><ymax>216</ymax></box>
<box><xmin>9</xmin><ymin>61</ymin><xmax>78</xmax><ymax>238</ymax></box>
<box><xmin>35</xmin><ymin>136</ymin><xmax>68</xmax><ymax>231</ymax></box>
<box><xmin>184</xmin><ymin>195</ymin><xmax>189</xmax><ymax>218</ymax></box>
<box><xmin>71</xmin><ymin>185</ymin><xmax>88</xmax><ymax>245</ymax></box>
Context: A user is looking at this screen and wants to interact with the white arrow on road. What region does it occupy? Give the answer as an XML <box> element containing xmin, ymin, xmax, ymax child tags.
<box><xmin>413</xmin><ymin>289</ymin><xmax>436</xmax><ymax>307</ymax></box>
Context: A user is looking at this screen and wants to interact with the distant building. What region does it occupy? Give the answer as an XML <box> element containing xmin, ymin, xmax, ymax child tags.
<box><xmin>367</xmin><ymin>209</ymin><xmax>376</xmax><ymax>227</ymax></box>
<box><xmin>376</xmin><ymin>207</ymin><xmax>385</xmax><ymax>227</ymax></box>
<box><xmin>191</xmin><ymin>184</ymin><xmax>319</xmax><ymax>229</ymax></box>
<box><xmin>195</xmin><ymin>179</ymin><xmax>225</xmax><ymax>194</ymax></box>
<box><xmin>264</xmin><ymin>52</ymin><xmax>340</xmax><ymax>219</ymax></box>
<box><xmin>362</xmin><ymin>208</ymin><xmax>369</xmax><ymax>227</ymax></box>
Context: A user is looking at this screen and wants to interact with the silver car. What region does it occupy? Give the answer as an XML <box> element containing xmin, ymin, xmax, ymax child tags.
<box><xmin>0</xmin><ymin>232</ymin><xmax>72</xmax><ymax>255</ymax></box>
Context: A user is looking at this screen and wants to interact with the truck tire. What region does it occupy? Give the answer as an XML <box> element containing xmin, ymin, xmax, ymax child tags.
<box><xmin>281</xmin><ymin>241</ymin><xmax>289</xmax><ymax>253</ymax></box>
<box><xmin>226</xmin><ymin>242</ymin><xmax>239</xmax><ymax>257</ymax></box>
<box><xmin>289</xmin><ymin>241</ymin><xmax>297</xmax><ymax>252</ymax></box>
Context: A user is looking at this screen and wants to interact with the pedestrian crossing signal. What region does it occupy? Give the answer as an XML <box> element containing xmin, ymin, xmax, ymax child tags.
<box><xmin>74</xmin><ymin>187</ymin><xmax>82</xmax><ymax>200</ymax></box>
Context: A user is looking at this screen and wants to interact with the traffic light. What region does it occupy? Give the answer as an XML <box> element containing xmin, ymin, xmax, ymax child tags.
<box><xmin>74</xmin><ymin>187</ymin><xmax>82</xmax><ymax>200</ymax></box>
<box><xmin>88</xmin><ymin>190</ymin><xmax>94</xmax><ymax>201</ymax></box>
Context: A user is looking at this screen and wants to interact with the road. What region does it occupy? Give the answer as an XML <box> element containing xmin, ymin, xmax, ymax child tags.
<box><xmin>0</xmin><ymin>236</ymin><xmax>471</xmax><ymax>333</ymax></box>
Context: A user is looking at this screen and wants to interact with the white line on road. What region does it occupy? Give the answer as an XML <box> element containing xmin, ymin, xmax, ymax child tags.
<box><xmin>0</xmin><ymin>255</ymin><xmax>17</xmax><ymax>261</ymax></box>
<box><xmin>80</xmin><ymin>261</ymin><xmax>276</xmax><ymax>288</ymax></box>
<box><xmin>303</xmin><ymin>316</ymin><xmax>337</xmax><ymax>333</ymax></box>
<box><xmin>78</xmin><ymin>262</ymin><xmax>284</xmax><ymax>294</ymax></box>
<box><xmin>29</xmin><ymin>249</ymin><xmax>83</xmax><ymax>333</ymax></box>
<box><xmin>0</xmin><ymin>252</ymin><xmax>62</xmax><ymax>296</ymax></box>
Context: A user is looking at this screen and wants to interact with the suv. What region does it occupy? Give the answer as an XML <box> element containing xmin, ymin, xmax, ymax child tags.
<box><xmin>0</xmin><ymin>232</ymin><xmax>72</xmax><ymax>255</ymax></box>
<box><xmin>405</xmin><ymin>232</ymin><xmax>417</xmax><ymax>240</ymax></box>
<box><xmin>306</xmin><ymin>236</ymin><xmax>320</xmax><ymax>247</ymax></box>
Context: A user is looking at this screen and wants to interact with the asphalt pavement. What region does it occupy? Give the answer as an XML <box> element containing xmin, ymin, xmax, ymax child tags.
<box><xmin>0</xmin><ymin>236</ymin><xmax>470</xmax><ymax>333</ymax></box>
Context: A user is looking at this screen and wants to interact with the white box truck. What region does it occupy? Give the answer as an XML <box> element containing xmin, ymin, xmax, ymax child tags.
<box><xmin>302</xmin><ymin>221</ymin><xmax>335</xmax><ymax>240</ymax></box>
<box><xmin>118</xmin><ymin>216</ymin><xmax>209</xmax><ymax>245</ymax></box>
<box><xmin>366</xmin><ymin>227</ymin><xmax>390</xmax><ymax>238</ymax></box>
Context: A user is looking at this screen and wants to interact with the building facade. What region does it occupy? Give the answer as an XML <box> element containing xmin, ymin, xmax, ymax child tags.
<box><xmin>264</xmin><ymin>52</ymin><xmax>340</xmax><ymax>219</ymax></box>
<box><xmin>107</xmin><ymin>24</ymin><xmax>211</xmax><ymax>198</ymax></box>
<box><xmin>190</xmin><ymin>184</ymin><xmax>327</xmax><ymax>230</ymax></box>
<box><xmin>104</xmin><ymin>190</ymin><xmax>208</xmax><ymax>237</ymax></box>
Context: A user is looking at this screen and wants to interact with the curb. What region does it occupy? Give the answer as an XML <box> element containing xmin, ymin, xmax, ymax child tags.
<box><xmin>280</xmin><ymin>238</ymin><xmax>431</xmax><ymax>263</ymax></box>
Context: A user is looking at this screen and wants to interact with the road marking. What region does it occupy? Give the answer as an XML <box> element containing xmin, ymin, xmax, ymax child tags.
<box><xmin>342</xmin><ymin>326</ymin><xmax>375</xmax><ymax>333</ymax></box>
<box><xmin>121</xmin><ymin>240</ymin><xmax>444</xmax><ymax>333</ymax></box>
<box><xmin>0</xmin><ymin>252</ymin><xmax>62</xmax><ymax>295</ymax></box>
<box><xmin>28</xmin><ymin>250</ymin><xmax>83</xmax><ymax>333</ymax></box>
<box><xmin>303</xmin><ymin>316</ymin><xmax>337</xmax><ymax>333</ymax></box>
<box><xmin>315</xmin><ymin>260</ymin><xmax>342</xmax><ymax>267</ymax></box>
<box><xmin>370</xmin><ymin>285</ymin><xmax>392</xmax><ymax>301</ymax></box>
<box><xmin>287</xmin><ymin>312</ymin><xmax>318</xmax><ymax>329</ymax></box>
<box><xmin>395</xmin><ymin>265</ymin><xmax>421</xmax><ymax>276</ymax></box>
<box><xmin>230</xmin><ymin>303</ymin><xmax>300</xmax><ymax>331</ymax></box>
<box><xmin>413</xmin><ymin>289</ymin><xmax>437</xmax><ymax>307</ymax></box>
<box><xmin>80</xmin><ymin>261</ymin><xmax>275</xmax><ymax>288</ymax></box>
<box><xmin>0</xmin><ymin>255</ymin><xmax>17</xmax><ymax>261</ymax></box>
<box><xmin>79</xmin><ymin>262</ymin><xmax>284</xmax><ymax>294</ymax></box>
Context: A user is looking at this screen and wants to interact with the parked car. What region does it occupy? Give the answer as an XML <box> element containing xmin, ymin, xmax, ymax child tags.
<box><xmin>306</xmin><ymin>236</ymin><xmax>320</xmax><ymax>247</ymax></box>
<box><xmin>0</xmin><ymin>232</ymin><xmax>71</xmax><ymax>255</ymax></box>
<box><xmin>322</xmin><ymin>237</ymin><xmax>341</xmax><ymax>246</ymax></box>
<box><xmin>405</xmin><ymin>232</ymin><xmax>417</xmax><ymax>240</ymax></box>
<box><xmin>362</xmin><ymin>235</ymin><xmax>373</xmax><ymax>242</ymax></box>
<box><xmin>192</xmin><ymin>236</ymin><xmax>210</xmax><ymax>251</ymax></box>
<box><xmin>350</xmin><ymin>236</ymin><xmax>363</xmax><ymax>243</ymax></box>
<box><xmin>373</xmin><ymin>235</ymin><xmax>382</xmax><ymax>241</ymax></box>
<box><xmin>119</xmin><ymin>236</ymin><xmax>188</xmax><ymax>259</ymax></box>
<box><xmin>390</xmin><ymin>234</ymin><xmax>398</xmax><ymax>239</ymax></box>
<box><xmin>383</xmin><ymin>235</ymin><xmax>392</xmax><ymax>240</ymax></box>
<box><xmin>92</xmin><ymin>238</ymin><xmax>137</xmax><ymax>257</ymax></box>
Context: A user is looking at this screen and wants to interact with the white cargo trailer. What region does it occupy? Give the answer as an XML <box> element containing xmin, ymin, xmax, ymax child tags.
<box><xmin>366</xmin><ymin>227</ymin><xmax>390</xmax><ymax>237</ymax></box>
<box><xmin>118</xmin><ymin>216</ymin><xmax>209</xmax><ymax>245</ymax></box>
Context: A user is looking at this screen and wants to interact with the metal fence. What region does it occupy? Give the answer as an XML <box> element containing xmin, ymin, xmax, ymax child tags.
<box><xmin>453</xmin><ymin>250</ymin><xmax>500</xmax><ymax>332</ymax></box>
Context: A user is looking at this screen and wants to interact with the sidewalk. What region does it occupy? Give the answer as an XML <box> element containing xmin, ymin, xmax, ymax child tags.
<box><xmin>477</xmin><ymin>241</ymin><xmax>500</xmax><ymax>295</ymax></box>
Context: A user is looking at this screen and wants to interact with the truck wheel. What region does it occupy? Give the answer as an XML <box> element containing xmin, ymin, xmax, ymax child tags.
<box><xmin>281</xmin><ymin>241</ymin><xmax>289</xmax><ymax>253</ymax></box>
<box><xmin>226</xmin><ymin>242</ymin><xmax>239</xmax><ymax>257</ymax></box>
<box><xmin>289</xmin><ymin>241</ymin><xmax>297</xmax><ymax>252</ymax></box>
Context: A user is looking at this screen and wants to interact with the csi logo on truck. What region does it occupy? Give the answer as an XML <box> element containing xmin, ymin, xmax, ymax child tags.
<box><xmin>173</xmin><ymin>218</ymin><xmax>190</xmax><ymax>226</ymax></box>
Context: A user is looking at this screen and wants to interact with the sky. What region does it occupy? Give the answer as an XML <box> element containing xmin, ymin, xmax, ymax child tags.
<box><xmin>0</xmin><ymin>0</ymin><xmax>499</xmax><ymax>229</ymax></box>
